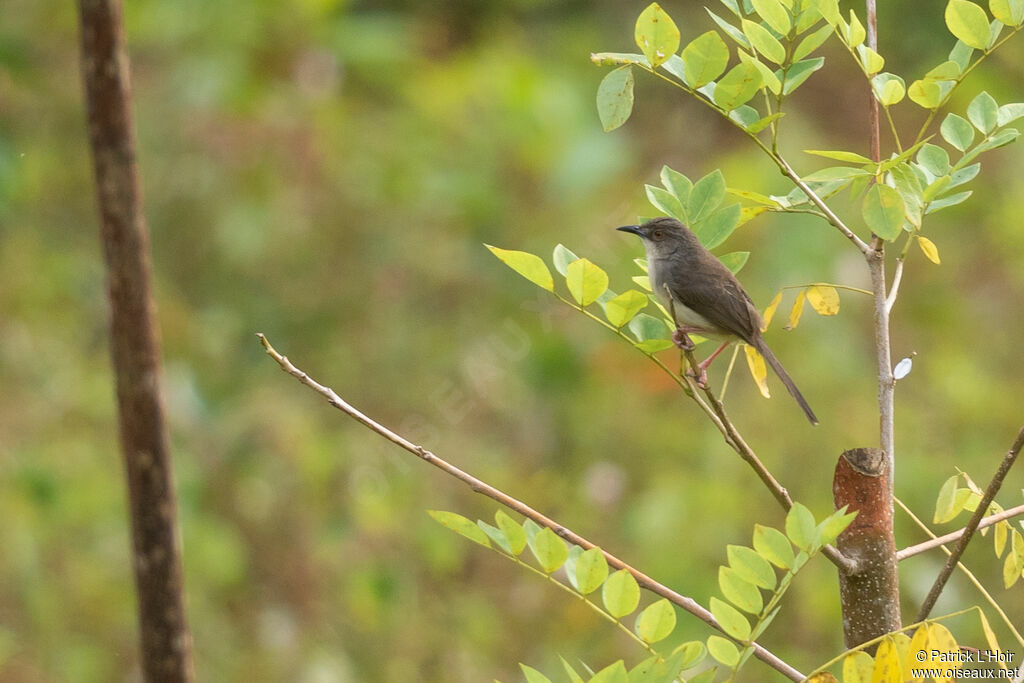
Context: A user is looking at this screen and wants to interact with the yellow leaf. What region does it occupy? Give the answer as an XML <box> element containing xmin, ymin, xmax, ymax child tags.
<box><xmin>976</xmin><ymin>610</ymin><xmax>1004</xmax><ymax>669</ymax></box>
<box><xmin>891</xmin><ymin>632</ymin><xmax>913</xmax><ymax>682</ymax></box>
<box><xmin>871</xmin><ymin>636</ymin><xmax>902</xmax><ymax>683</ymax></box>
<box><xmin>842</xmin><ymin>651</ymin><xmax>873</xmax><ymax>683</ymax></box>
<box><xmin>917</xmin><ymin>235</ymin><xmax>941</xmax><ymax>264</ymax></box>
<box><xmin>806</xmin><ymin>284</ymin><xmax>840</xmax><ymax>315</ymax></box>
<box><xmin>744</xmin><ymin>344</ymin><xmax>770</xmax><ymax>398</ymax></box>
<box><xmin>805</xmin><ymin>674</ymin><xmax>838</xmax><ymax>683</ymax></box>
<box><xmin>763</xmin><ymin>291</ymin><xmax>782</xmax><ymax>329</ymax></box>
<box><xmin>927</xmin><ymin>623</ymin><xmax>959</xmax><ymax>682</ymax></box>
<box><xmin>909</xmin><ymin>626</ymin><xmax>933</xmax><ymax>678</ymax></box>
<box><xmin>738</xmin><ymin>205</ymin><xmax>769</xmax><ymax>226</ymax></box>
<box><xmin>784</xmin><ymin>289</ymin><xmax>806</xmax><ymax>330</ymax></box>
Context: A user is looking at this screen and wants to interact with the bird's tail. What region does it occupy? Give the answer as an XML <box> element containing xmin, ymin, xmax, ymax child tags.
<box><xmin>753</xmin><ymin>338</ymin><xmax>819</xmax><ymax>425</ymax></box>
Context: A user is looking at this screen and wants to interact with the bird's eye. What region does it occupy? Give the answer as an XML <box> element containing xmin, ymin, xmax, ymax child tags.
<box><xmin>652</xmin><ymin>229</ymin><xmax>664</xmax><ymax>240</ymax></box>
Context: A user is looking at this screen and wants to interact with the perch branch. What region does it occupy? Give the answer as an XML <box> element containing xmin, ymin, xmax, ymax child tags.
<box><xmin>916</xmin><ymin>426</ymin><xmax>1024</xmax><ymax>622</ymax></box>
<box><xmin>897</xmin><ymin>502</ymin><xmax>1024</xmax><ymax>561</ymax></box>
<box><xmin>257</xmin><ymin>334</ymin><xmax>804</xmax><ymax>681</ymax></box>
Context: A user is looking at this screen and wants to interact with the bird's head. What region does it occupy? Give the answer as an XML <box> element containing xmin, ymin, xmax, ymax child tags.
<box><xmin>616</xmin><ymin>217</ymin><xmax>695</xmax><ymax>258</ymax></box>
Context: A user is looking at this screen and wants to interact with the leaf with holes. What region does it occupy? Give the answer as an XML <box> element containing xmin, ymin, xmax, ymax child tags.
<box><xmin>635</xmin><ymin>3</ymin><xmax>680</xmax><ymax>68</ymax></box>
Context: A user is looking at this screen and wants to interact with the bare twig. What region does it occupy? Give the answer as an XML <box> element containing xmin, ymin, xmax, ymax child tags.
<box><xmin>916</xmin><ymin>427</ymin><xmax>1024</xmax><ymax>621</ymax></box>
<box><xmin>896</xmin><ymin>499</ymin><xmax>1024</xmax><ymax>649</ymax></box>
<box><xmin>898</xmin><ymin>502</ymin><xmax>1024</xmax><ymax>561</ymax></box>
<box><xmin>78</xmin><ymin>0</ymin><xmax>193</xmax><ymax>679</ymax></box>
<box><xmin>257</xmin><ymin>334</ymin><xmax>805</xmax><ymax>681</ymax></box>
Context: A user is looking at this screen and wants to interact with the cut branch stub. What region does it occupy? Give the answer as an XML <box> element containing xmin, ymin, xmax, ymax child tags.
<box><xmin>833</xmin><ymin>447</ymin><xmax>901</xmax><ymax>651</ymax></box>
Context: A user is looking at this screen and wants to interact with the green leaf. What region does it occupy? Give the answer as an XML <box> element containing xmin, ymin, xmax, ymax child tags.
<box><xmin>927</xmin><ymin>189</ymin><xmax>972</xmax><ymax>213</ymax></box>
<box><xmin>713</xmin><ymin>61</ymin><xmax>764</xmax><ymax>111</ymax></box>
<box><xmin>991</xmin><ymin>0</ymin><xmax>1024</xmax><ymax>26</ymax></box>
<box><xmin>997</xmin><ymin>101</ymin><xmax>1024</xmax><ymax>125</ymax></box>
<box><xmin>805</xmin><ymin>149</ymin><xmax>874</xmax><ymax>164</ymax></box>
<box><xmin>527</xmin><ymin>526</ymin><xmax>568</xmax><ymax>573</ymax></box>
<box><xmin>946</xmin><ymin>0</ymin><xmax>992</xmax><ymax>49</ymax></box>
<box><xmin>872</xmin><ymin>72</ymin><xmax>906</xmax><ymax>106</ymax></box>
<box><xmin>428</xmin><ymin>510</ymin><xmax>491</xmax><ymax>547</ymax></box>
<box><xmin>710</xmin><ymin>597</ymin><xmax>751</xmax><ymax>640</ymax></box>
<box><xmin>681</xmin><ymin>31</ymin><xmax>731</xmax><ymax>88</ymax></box>
<box><xmin>597</xmin><ymin>67</ymin><xmax>635</xmax><ymax>132</ymax></box>
<box><xmin>487</xmin><ymin>245</ymin><xmax>554</xmax><ymax>292</ymax></box>
<box><xmin>718</xmin><ymin>566</ymin><xmax>764</xmax><ymax>614</ymax></box>
<box><xmin>950</xmin><ymin>39</ymin><xmax>975</xmax><ymax>70</ymax></box>
<box><xmin>804</xmin><ymin>166</ymin><xmax>873</xmax><ymax>181</ymax></box>
<box><xmin>660</xmin><ymin>166</ymin><xmax>693</xmax><ymax>206</ymax></box>
<box><xmin>495</xmin><ymin>510</ymin><xmax>527</xmax><ymax>555</ymax></box>
<box><xmin>908</xmin><ymin>79</ymin><xmax>942</xmax><ymax>109</ymax></box>
<box><xmin>560</xmin><ymin>657</ymin><xmax>585</xmax><ymax>683</ymax></box>
<box><xmin>785</xmin><ymin>502</ymin><xmax>818</xmax><ymax>551</ymax></box>
<box><xmin>552</xmin><ymin>244</ymin><xmax>579</xmax><ymax>277</ymax></box>
<box><xmin>590</xmin><ymin>52</ymin><xmax>650</xmax><ymax>67</ymax></box>
<box><xmin>941</xmin><ymin>113</ymin><xmax>975</xmax><ymax>151</ymax></box>
<box><xmin>862</xmin><ymin>183</ymin><xmax>906</xmax><ymax>241</ymax></box>
<box><xmin>934</xmin><ymin>475</ymin><xmax>961</xmax><ymax>523</ymax></box>
<box><xmin>571</xmin><ymin>547</ymin><xmax>608</xmax><ymax>595</ymax></box>
<box><xmin>968</xmin><ymin>91</ymin><xmax>999</xmax><ymax>132</ymax></box>
<box><xmin>948</xmin><ymin>162</ymin><xmax>981</xmax><ymax>188</ymax></box>
<box><xmin>478</xmin><ymin>521</ymin><xmax>513</xmax><ymax>553</ymax></box>
<box><xmin>810</xmin><ymin>0</ymin><xmax>841</xmax><ymax>25</ymax></box>
<box><xmin>745</xmin><ymin>111</ymin><xmax>785</xmax><ymax>132</ymax></box>
<box><xmin>706</xmin><ymin>8</ymin><xmax>752</xmax><ymax>49</ymax></box>
<box><xmin>634</xmin><ymin>599</ymin><xmax>677</xmax><ymax>644</ymax></box>
<box><xmin>752</xmin><ymin>0</ymin><xmax>792</xmax><ymax>33</ymax></box>
<box><xmin>845</xmin><ymin>9</ymin><xmax>866</xmax><ymax>46</ymax></box>
<box><xmin>922</xmin><ymin>175</ymin><xmax>952</xmax><ymax>202</ymax></box>
<box><xmin>739</xmin><ymin>51</ymin><xmax>781</xmax><ymax>95</ymax></box>
<box><xmin>793</xmin><ymin>23</ymin><xmax>832</xmax><ymax>60</ymax></box>
<box><xmin>918</xmin><ymin>143</ymin><xmax>952</xmax><ymax>176</ymax></box>
<box><xmin>590</xmin><ymin>660</ymin><xmax>629</xmax><ymax>683</ymax></box>
<box><xmin>753</xmin><ymin>524</ymin><xmax>795</xmax><ymax>569</ymax></box>
<box><xmin>520</xmin><ymin>663</ymin><xmax>553</xmax><ymax>683</ymax></box>
<box><xmin>645</xmin><ymin>185</ymin><xmax>686</xmax><ymax>220</ymax></box>
<box><xmin>566</xmin><ymin>258</ymin><xmax>609</xmax><ymax>307</ymax></box>
<box><xmin>603</xmin><ymin>569</ymin><xmax>641</xmax><ymax>618</ymax></box>
<box><xmin>635</xmin><ymin>2</ymin><xmax>681</xmax><ymax>68</ymax></box>
<box><xmin>857</xmin><ymin>44</ymin><xmax>885</xmax><ymax>74</ymax></box>
<box><xmin>742</xmin><ymin>19</ymin><xmax>787</xmax><ymax>64</ymax></box>
<box><xmin>890</xmin><ymin>163</ymin><xmax>924</xmax><ymax>226</ymax></box>
<box><xmin>688</xmin><ymin>170</ymin><xmax>727</xmax><ymax>221</ymax></box>
<box><xmin>694</xmin><ymin>203</ymin><xmax>741</xmax><ymax>249</ymax></box>
<box><xmin>782</xmin><ymin>57</ymin><xmax>825</xmax><ymax>95</ymax></box>
<box><xmin>605</xmin><ymin>289</ymin><xmax>650</xmax><ymax>328</ymax></box>
<box><xmin>635</xmin><ymin>339</ymin><xmax>675</xmax><ymax>353</ymax></box>
<box><xmin>818</xmin><ymin>508</ymin><xmax>858</xmax><ymax>545</ymax></box>
<box><xmin>727</xmin><ymin>544</ymin><xmax>777</xmax><ymax>589</ymax></box>
<box><xmin>719</xmin><ymin>251</ymin><xmax>750</xmax><ymax>274</ymax></box>
<box><xmin>974</xmin><ymin>127</ymin><xmax>1020</xmax><ymax>153</ymax></box>
<box><xmin>628</xmin><ymin>313</ymin><xmax>671</xmax><ymax>342</ymax></box>
<box><xmin>706</xmin><ymin>635</ymin><xmax>741</xmax><ymax>667</ymax></box>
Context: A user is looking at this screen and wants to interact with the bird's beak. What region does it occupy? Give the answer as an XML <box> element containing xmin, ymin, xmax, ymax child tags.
<box><xmin>617</xmin><ymin>225</ymin><xmax>642</xmax><ymax>236</ymax></box>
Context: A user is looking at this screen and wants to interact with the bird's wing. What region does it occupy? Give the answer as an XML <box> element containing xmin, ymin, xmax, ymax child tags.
<box><xmin>669</xmin><ymin>261</ymin><xmax>763</xmax><ymax>343</ymax></box>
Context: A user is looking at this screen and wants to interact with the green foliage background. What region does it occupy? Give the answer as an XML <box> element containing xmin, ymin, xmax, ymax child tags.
<box><xmin>2</xmin><ymin>1</ymin><xmax>1023</xmax><ymax>680</ymax></box>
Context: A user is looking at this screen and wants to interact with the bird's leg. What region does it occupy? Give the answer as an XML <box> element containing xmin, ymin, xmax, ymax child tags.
<box><xmin>672</xmin><ymin>328</ymin><xmax>695</xmax><ymax>351</ymax></box>
<box><xmin>686</xmin><ymin>340</ymin><xmax>731</xmax><ymax>388</ymax></box>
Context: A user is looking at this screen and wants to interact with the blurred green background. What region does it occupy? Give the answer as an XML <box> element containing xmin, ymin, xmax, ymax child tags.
<box><xmin>2</xmin><ymin>0</ymin><xmax>1023</xmax><ymax>680</ymax></box>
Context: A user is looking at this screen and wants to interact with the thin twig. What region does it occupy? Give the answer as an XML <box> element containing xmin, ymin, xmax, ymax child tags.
<box><xmin>257</xmin><ymin>333</ymin><xmax>805</xmax><ymax>681</ymax></box>
<box><xmin>897</xmin><ymin>502</ymin><xmax>1024</xmax><ymax>561</ymax></box>
<box><xmin>916</xmin><ymin>427</ymin><xmax>1024</xmax><ymax>622</ymax></box>
<box><xmin>896</xmin><ymin>498</ymin><xmax>1024</xmax><ymax>649</ymax></box>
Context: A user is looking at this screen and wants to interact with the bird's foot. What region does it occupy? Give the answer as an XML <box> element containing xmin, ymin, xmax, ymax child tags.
<box><xmin>673</xmin><ymin>328</ymin><xmax>696</xmax><ymax>351</ymax></box>
<box><xmin>685</xmin><ymin>365</ymin><xmax>709</xmax><ymax>389</ymax></box>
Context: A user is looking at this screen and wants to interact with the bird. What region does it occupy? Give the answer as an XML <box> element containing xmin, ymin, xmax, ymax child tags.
<box><xmin>618</xmin><ymin>217</ymin><xmax>818</xmax><ymax>425</ymax></box>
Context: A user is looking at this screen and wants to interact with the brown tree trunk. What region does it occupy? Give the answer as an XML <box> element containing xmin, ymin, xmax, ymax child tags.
<box><xmin>78</xmin><ymin>0</ymin><xmax>194</xmax><ymax>679</ymax></box>
<box><xmin>834</xmin><ymin>447</ymin><xmax>901</xmax><ymax>650</ymax></box>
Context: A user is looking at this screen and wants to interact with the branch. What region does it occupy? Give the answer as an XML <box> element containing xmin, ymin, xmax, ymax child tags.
<box><xmin>916</xmin><ymin>427</ymin><xmax>1024</xmax><ymax>622</ymax></box>
<box><xmin>78</xmin><ymin>0</ymin><xmax>193</xmax><ymax>679</ymax></box>
<box><xmin>257</xmin><ymin>334</ymin><xmax>805</xmax><ymax>681</ymax></box>
<box><xmin>897</xmin><ymin>502</ymin><xmax>1024</xmax><ymax>561</ymax></box>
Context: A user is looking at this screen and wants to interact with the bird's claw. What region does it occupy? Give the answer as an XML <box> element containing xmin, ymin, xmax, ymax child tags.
<box><xmin>685</xmin><ymin>365</ymin><xmax>709</xmax><ymax>388</ymax></box>
<box><xmin>673</xmin><ymin>328</ymin><xmax>695</xmax><ymax>351</ymax></box>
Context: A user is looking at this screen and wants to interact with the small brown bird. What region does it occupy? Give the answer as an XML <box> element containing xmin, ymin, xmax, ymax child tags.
<box><xmin>618</xmin><ymin>217</ymin><xmax>818</xmax><ymax>425</ymax></box>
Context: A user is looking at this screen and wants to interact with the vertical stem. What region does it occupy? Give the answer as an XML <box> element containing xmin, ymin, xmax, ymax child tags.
<box><xmin>863</xmin><ymin>0</ymin><xmax>895</xmax><ymax>491</ymax></box>
<box><xmin>78</xmin><ymin>0</ymin><xmax>194</xmax><ymax>680</ymax></box>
